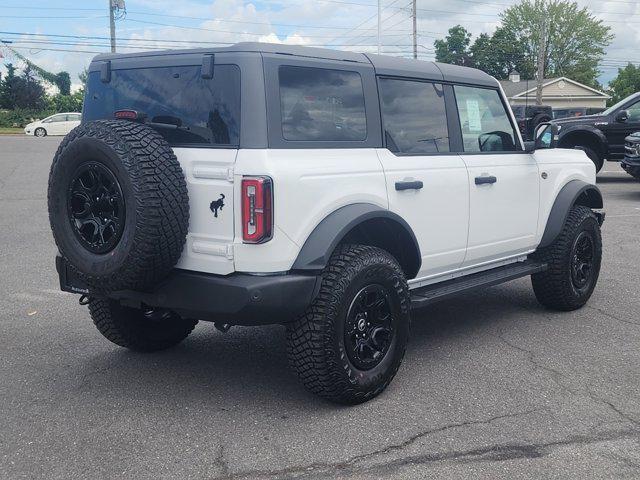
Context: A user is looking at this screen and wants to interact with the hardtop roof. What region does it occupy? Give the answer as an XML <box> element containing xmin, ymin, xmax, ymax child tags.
<box><xmin>90</xmin><ymin>42</ymin><xmax>498</xmax><ymax>87</ymax></box>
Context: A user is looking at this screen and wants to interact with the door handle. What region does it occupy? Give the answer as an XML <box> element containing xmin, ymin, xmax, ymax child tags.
<box><xmin>395</xmin><ymin>180</ymin><xmax>424</xmax><ymax>191</ymax></box>
<box><xmin>475</xmin><ymin>175</ymin><xmax>497</xmax><ymax>185</ymax></box>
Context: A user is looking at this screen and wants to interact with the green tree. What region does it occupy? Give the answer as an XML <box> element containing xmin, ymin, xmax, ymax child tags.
<box><xmin>0</xmin><ymin>63</ymin><xmax>19</xmax><ymax>109</ymax></box>
<box><xmin>47</xmin><ymin>90</ymin><xmax>84</xmax><ymax>113</ymax></box>
<box><xmin>469</xmin><ymin>27</ymin><xmax>534</xmax><ymax>80</ymax></box>
<box><xmin>54</xmin><ymin>71</ymin><xmax>71</xmax><ymax>95</ymax></box>
<box><xmin>500</xmin><ymin>0</ymin><xmax>613</xmax><ymax>87</ymax></box>
<box><xmin>608</xmin><ymin>64</ymin><xmax>640</xmax><ymax>105</ymax></box>
<box><xmin>15</xmin><ymin>65</ymin><xmax>47</xmax><ymax>110</ymax></box>
<box><xmin>434</xmin><ymin>25</ymin><xmax>472</xmax><ymax>66</ymax></box>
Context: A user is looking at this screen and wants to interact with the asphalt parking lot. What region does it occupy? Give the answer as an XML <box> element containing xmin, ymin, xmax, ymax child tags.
<box><xmin>1</xmin><ymin>135</ymin><xmax>639</xmax><ymax>480</ymax></box>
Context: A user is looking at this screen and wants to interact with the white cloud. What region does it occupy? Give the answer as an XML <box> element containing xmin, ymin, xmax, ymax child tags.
<box><xmin>1</xmin><ymin>0</ymin><xmax>637</xmax><ymax>87</ymax></box>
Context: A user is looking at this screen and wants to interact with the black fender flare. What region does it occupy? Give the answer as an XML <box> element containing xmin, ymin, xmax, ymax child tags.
<box><xmin>557</xmin><ymin>125</ymin><xmax>608</xmax><ymax>156</ymax></box>
<box><xmin>291</xmin><ymin>203</ymin><xmax>421</xmax><ymax>277</ymax></box>
<box><xmin>538</xmin><ymin>180</ymin><xmax>603</xmax><ymax>249</ymax></box>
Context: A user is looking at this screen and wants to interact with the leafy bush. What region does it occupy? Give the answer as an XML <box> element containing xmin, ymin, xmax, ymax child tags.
<box><xmin>0</xmin><ymin>109</ymin><xmax>53</xmax><ymax>128</ymax></box>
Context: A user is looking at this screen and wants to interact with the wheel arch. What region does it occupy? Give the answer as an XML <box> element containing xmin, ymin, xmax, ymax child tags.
<box><xmin>538</xmin><ymin>180</ymin><xmax>603</xmax><ymax>249</ymax></box>
<box><xmin>557</xmin><ymin>127</ymin><xmax>608</xmax><ymax>158</ymax></box>
<box><xmin>291</xmin><ymin>203</ymin><xmax>422</xmax><ymax>279</ymax></box>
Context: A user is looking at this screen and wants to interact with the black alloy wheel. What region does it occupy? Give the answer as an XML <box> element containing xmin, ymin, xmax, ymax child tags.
<box><xmin>344</xmin><ymin>284</ymin><xmax>395</xmax><ymax>370</ymax></box>
<box><xmin>67</xmin><ymin>161</ymin><xmax>125</xmax><ymax>254</ymax></box>
<box><xmin>570</xmin><ymin>231</ymin><xmax>595</xmax><ymax>293</ymax></box>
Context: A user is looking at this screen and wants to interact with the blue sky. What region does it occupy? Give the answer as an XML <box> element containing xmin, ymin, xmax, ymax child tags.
<box><xmin>0</xmin><ymin>0</ymin><xmax>637</xmax><ymax>90</ymax></box>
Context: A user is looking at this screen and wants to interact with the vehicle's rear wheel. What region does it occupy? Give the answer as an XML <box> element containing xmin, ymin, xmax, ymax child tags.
<box><xmin>286</xmin><ymin>244</ymin><xmax>411</xmax><ymax>404</ymax></box>
<box><xmin>88</xmin><ymin>298</ymin><xmax>197</xmax><ymax>352</ymax></box>
<box><xmin>47</xmin><ymin>120</ymin><xmax>189</xmax><ymax>292</ymax></box>
<box><xmin>34</xmin><ymin>127</ymin><xmax>47</xmax><ymax>137</ymax></box>
<box><xmin>531</xmin><ymin>206</ymin><xmax>602</xmax><ymax>311</ymax></box>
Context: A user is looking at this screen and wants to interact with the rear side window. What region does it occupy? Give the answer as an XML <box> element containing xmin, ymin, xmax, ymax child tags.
<box><xmin>83</xmin><ymin>64</ymin><xmax>240</xmax><ymax>147</ymax></box>
<box><xmin>454</xmin><ymin>86</ymin><xmax>519</xmax><ymax>152</ymax></box>
<box><xmin>279</xmin><ymin>66</ymin><xmax>366</xmax><ymax>142</ymax></box>
<box><xmin>378</xmin><ymin>78</ymin><xmax>449</xmax><ymax>154</ymax></box>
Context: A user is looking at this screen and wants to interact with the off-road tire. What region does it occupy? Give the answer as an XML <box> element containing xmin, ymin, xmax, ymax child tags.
<box><xmin>48</xmin><ymin>120</ymin><xmax>189</xmax><ymax>292</ymax></box>
<box><xmin>621</xmin><ymin>163</ymin><xmax>640</xmax><ymax>181</ymax></box>
<box><xmin>286</xmin><ymin>244</ymin><xmax>411</xmax><ymax>404</ymax></box>
<box><xmin>531</xmin><ymin>206</ymin><xmax>602</xmax><ymax>311</ymax></box>
<box><xmin>88</xmin><ymin>298</ymin><xmax>197</xmax><ymax>352</ymax></box>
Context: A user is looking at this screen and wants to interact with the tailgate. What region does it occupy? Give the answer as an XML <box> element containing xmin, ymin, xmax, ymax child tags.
<box><xmin>174</xmin><ymin>147</ymin><xmax>237</xmax><ymax>275</ymax></box>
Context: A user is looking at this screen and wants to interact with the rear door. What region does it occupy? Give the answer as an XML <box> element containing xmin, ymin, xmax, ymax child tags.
<box><xmin>377</xmin><ymin>78</ymin><xmax>469</xmax><ymax>279</ymax></box>
<box><xmin>46</xmin><ymin>115</ymin><xmax>67</xmax><ymax>135</ymax></box>
<box><xmin>83</xmin><ymin>61</ymin><xmax>242</xmax><ymax>275</ymax></box>
<box><xmin>65</xmin><ymin>114</ymin><xmax>82</xmax><ymax>133</ymax></box>
<box><xmin>453</xmin><ymin>85</ymin><xmax>539</xmax><ymax>267</ymax></box>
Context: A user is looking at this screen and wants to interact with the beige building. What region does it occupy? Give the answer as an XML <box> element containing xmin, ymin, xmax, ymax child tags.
<box><xmin>499</xmin><ymin>72</ymin><xmax>610</xmax><ymax>109</ymax></box>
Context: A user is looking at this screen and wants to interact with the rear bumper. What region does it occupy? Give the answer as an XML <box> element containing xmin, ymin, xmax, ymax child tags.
<box><xmin>56</xmin><ymin>256</ymin><xmax>320</xmax><ymax>325</ymax></box>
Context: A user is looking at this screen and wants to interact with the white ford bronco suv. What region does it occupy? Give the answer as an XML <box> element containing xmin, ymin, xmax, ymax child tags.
<box><xmin>48</xmin><ymin>43</ymin><xmax>604</xmax><ymax>404</ymax></box>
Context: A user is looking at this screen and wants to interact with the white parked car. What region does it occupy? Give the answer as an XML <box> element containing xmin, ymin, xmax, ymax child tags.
<box><xmin>47</xmin><ymin>44</ymin><xmax>604</xmax><ymax>405</ymax></box>
<box><xmin>24</xmin><ymin>113</ymin><xmax>81</xmax><ymax>137</ymax></box>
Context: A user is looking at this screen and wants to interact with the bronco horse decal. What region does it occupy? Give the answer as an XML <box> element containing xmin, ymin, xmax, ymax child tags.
<box><xmin>209</xmin><ymin>194</ymin><xmax>225</xmax><ymax>218</ymax></box>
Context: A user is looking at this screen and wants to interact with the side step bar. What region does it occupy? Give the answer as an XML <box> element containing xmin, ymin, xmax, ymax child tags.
<box><xmin>410</xmin><ymin>260</ymin><xmax>547</xmax><ymax>310</ymax></box>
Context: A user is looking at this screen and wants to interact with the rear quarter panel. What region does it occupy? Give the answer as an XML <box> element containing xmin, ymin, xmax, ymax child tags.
<box><xmin>233</xmin><ymin>148</ymin><xmax>388</xmax><ymax>273</ymax></box>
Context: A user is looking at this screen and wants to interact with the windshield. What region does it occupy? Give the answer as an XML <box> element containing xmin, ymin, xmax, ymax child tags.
<box><xmin>83</xmin><ymin>64</ymin><xmax>240</xmax><ymax>146</ymax></box>
<box><xmin>602</xmin><ymin>92</ymin><xmax>640</xmax><ymax>116</ymax></box>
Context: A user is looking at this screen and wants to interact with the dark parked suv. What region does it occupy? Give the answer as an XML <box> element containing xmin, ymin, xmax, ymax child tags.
<box><xmin>623</xmin><ymin>132</ymin><xmax>640</xmax><ymax>179</ymax></box>
<box><xmin>552</xmin><ymin>92</ymin><xmax>640</xmax><ymax>172</ymax></box>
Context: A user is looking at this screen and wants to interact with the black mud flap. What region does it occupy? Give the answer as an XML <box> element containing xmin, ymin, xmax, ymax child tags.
<box><xmin>56</xmin><ymin>255</ymin><xmax>90</xmax><ymax>295</ymax></box>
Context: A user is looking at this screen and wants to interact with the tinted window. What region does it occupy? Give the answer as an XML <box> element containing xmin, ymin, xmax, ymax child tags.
<box><xmin>627</xmin><ymin>101</ymin><xmax>640</xmax><ymax>122</ymax></box>
<box><xmin>454</xmin><ymin>86</ymin><xmax>519</xmax><ymax>152</ymax></box>
<box><xmin>379</xmin><ymin>78</ymin><xmax>449</xmax><ymax>154</ymax></box>
<box><xmin>279</xmin><ymin>66</ymin><xmax>366</xmax><ymax>141</ymax></box>
<box><xmin>83</xmin><ymin>65</ymin><xmax>240</xmax><ymax>146</ymax></box>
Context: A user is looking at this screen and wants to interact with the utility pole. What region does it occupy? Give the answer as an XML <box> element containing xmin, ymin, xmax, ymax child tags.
<box><xmin>535</xmin><ymin>3</ymin><xmax>547</xmax><ymax>106</ymax></box>
<box><xmin>109</xmin><ymin>0</ymin><xmax>116</xmax><ymax>53</ymax></box>
<box><xmin>412</xmin><ymin>0</ymin><xmax>417</xmax><ymax>59</ymax></box>
<box><xmin>377</xmin><ymin>0</ymin><xmax>381</xmax><ymax>55</ymax></box>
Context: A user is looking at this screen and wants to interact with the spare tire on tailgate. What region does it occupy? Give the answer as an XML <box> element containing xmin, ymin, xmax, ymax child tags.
<box><xmin>48</xmin><ymin>120</ymin><xmax>189</xmax><ymax>292</ymax></box>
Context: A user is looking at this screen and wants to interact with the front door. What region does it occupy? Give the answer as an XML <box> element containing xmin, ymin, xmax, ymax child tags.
<box><xmin>453</xmin><ymin>85</ymin><xmax>540</xmax><ymax>267</ymax></box>
<box><xmin>602</xmin><ymin>100</ymin><xmax>640</xmax><ymax>158</ymax></box>
<box><xmin>376</xmin><ymin>78</ymin><xmax>469</xmax><ymax>279</ymax></box>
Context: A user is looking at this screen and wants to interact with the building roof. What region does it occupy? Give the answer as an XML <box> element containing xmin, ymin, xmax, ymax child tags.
<box><xmin>499</xmin><ymin>76</ymin><xmax>610</xmax><ymax>99</ymax></box>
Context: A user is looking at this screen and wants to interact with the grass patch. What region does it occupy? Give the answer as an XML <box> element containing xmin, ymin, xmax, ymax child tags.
<box><xmin>0</xmin><ymin>127</ymin><xmax>23</xmax><ymax>135</ymax></box>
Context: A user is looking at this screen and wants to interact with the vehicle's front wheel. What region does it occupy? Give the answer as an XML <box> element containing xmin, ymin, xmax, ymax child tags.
<box><xmin>34</xmin><ymin>127</ymin><xmax>47</xmax><ymax>137</ymax></box>
<box><xmin>286</xmin><ymin>244</ymin><xmax>411</xmax><ymax>404</ymax></box>
<box><xmin>575</xmin><ymin>146</ymin><xmax>604</xmax><ymax>172</ymax></box>
<box><xmin>531</xmin><ymin>205</ymin><xmax>602</xmax><ymax>311</ymax></box>
<box><xmin>88</xmin><ymin>298</ymin><xmax>198</xmax><ymax>352</ymax></box>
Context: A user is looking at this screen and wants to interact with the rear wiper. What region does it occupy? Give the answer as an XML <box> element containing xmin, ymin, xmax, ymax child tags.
<box><xmin>114</xmin><ymin>110</ymin><xmax>187</xmax><ymax>130</ymax></box>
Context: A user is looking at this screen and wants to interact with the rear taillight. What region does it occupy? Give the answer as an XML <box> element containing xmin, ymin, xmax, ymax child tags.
<box><xmin>241</xmin><ymin>176</ymin><xmax>273</xmax><ymax>244</ymax></box>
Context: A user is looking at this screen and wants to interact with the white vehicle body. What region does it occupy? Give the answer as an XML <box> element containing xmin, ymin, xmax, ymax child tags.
<box><xmin>80</xmin><ymin>43</ymin><xmax>601</xmax><ymax>301</ymax></box>
<box><xmin>24</xmin><ymin>113</ymin><xmax>81</xmax><ymax>136</ymax></box>
<box><xmin>173</xmin><ymin>143</ymin><xmax>595</xmax><ymax>287</ymax></box>
<box><xmin>56</xmin><ymin>43</ymin><xmax>604</xmax><ymax>403</ymax></box>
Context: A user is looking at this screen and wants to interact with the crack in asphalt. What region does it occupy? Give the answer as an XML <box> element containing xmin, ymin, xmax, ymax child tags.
<box><xmin>213</xmin><ymin>409</ymin><xmax>542</xmax><ymax>480</ymax></box>
<box><xmin>214</xmin><ymin>427</ymin><xmax>640</xmax><ymax>480</ymax></box>
<box><xmin>493</xmin><ymin>331</ymin><xmax>578</xmax><ymax>395</ymax></box>
<box><xmin>492</xmin><ymin>331</ymin><xmax>640</xmax><ymax>427</ymax></box>
<box><xmin>585</xmin><ymin>305</ymin><xmax>640</xmax><ymax>327</ymax></box>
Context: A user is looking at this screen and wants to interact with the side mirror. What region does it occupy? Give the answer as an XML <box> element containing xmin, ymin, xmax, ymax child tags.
<box><xmin>616</xmin><ymin>110</ymin><xmax>629</xmax><ymax>122</ymax></box>
<box><xmin>531</xmin><ymin>122</ymin><xmax>557</xmax><ymax>150</ymax></box>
